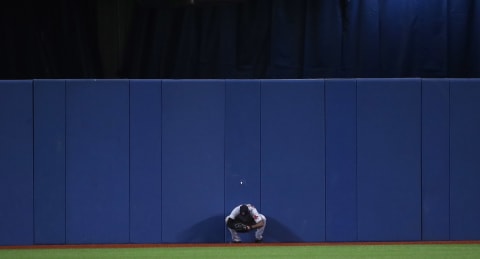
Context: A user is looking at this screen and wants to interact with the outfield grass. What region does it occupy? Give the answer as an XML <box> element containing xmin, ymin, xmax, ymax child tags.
<box><xmin>1</xmin><ymin>244</ymin><xmax>480</xmax><ymax>259</ymax></box>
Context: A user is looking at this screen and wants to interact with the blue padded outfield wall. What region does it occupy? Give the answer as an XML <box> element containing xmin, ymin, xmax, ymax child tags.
<box><xmin>1</xmin><ymin>78</ymin><xmax>480</xmax><ymax>245</ymax></box>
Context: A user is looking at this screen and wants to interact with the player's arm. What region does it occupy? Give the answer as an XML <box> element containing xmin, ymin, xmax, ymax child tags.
<box><xmin>248</xmin><ymin>207</ymin><xmax>264</xmax><ymax>229</ymax></box>
<box><xmin>227</xmin><ymin>205</ymin><xmax>241</xmax><ymax>220</ymax></box>
<box><xmin>226</xmin><ymin>205</ymin><xmax>241</xmax><ymax>228</ymax></box>
<box><xmin>248</xmin><ymin>219</ymin><xmax>264</xmax><ymax>230</ymax></box>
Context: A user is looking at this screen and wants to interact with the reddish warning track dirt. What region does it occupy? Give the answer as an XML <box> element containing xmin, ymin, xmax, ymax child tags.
<box><xmin>2</xmin><ymin>241</ymin><xmax>480</xmax><ymax>250</ymax></box>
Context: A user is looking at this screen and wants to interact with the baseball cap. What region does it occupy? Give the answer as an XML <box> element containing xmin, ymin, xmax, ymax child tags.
<box><xmin>240</xmin><ymin>205</ymin><xmax>249</xmax><ymax>216</ymax></box>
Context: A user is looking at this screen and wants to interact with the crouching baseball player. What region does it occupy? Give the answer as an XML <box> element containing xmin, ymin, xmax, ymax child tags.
<box><xmin>225</xmin><ymin>204</ymin><xmax>266</xmax><ymax>243</ymax></box>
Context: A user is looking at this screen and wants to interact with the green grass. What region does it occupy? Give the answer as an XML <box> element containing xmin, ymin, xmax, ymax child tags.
<box><xmin>1</xmin><ymin>244</ymin><xmax>480</xmax><ymax>259</ymax></box>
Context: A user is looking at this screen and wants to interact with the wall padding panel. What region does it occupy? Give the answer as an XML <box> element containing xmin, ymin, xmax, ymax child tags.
<box><xmin>161</xmin><ymin>80</ymin><xmax>225</xmax><ymax>243</ymax></box>
<box><xmin>33</xmin><ymin>80</ymin><xmax>66</xmax><ymax>244</ymax></box>
<box><xmin>356</xmin><ymin>79</ymin><xmax>421</xmax><ymax>241</ymax></box>
<box><xmin>421</xmin><ymin>79</ymin><xmax>450</xmax><ymax>240</ymax></box>
<box><xmin>65</xmin><ymin>80</ymin><xmax>130</xmax><ymax>244</ymax></box>
<box><xmin>449</xmin><ymin>79</ymin><xmax>480</xmax><ymax>240</ymax></box>
<box><xmin>224</xmin><ymin>80</ymin><xmax>261</xmax><ymax>242</ymax></box>
<box><xmin>325</xmin><ymin>79</ymin><xmax>357</xmax><ymax>241</ymax></box>
<box><xmin>129</xmin><ymin>80</ymin><xmax>163</xmax><ymax>243</ymax></box>
<box><xmin>224</xmin><ymin>81</ymin><xmax>261</xmax><ymax>210</ymax></box>
<box><xmin>0</xmin><ymin>80</ymin><xmax>33</xmax><ymax>245</ymax></box>
<box><xmin>261</xmin><ymin>79</ymin><xmax>325</xmax><ymax>242</ymax></box>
